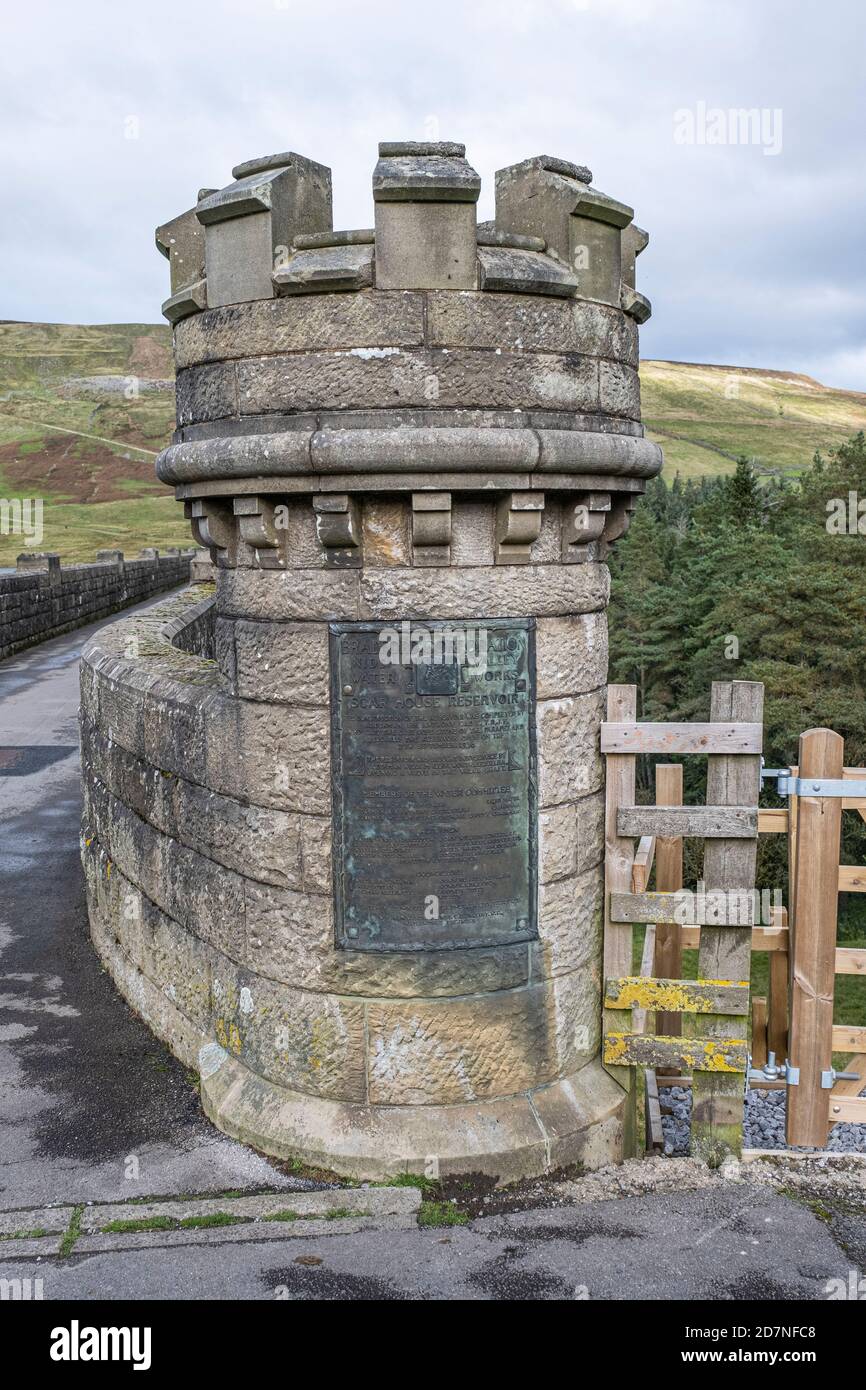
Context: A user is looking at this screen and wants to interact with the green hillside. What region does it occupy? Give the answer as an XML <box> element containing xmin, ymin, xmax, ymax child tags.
<box><xmin>643</xmin><ymin>359</ymin><xmax>866</xmax><ymax>480</ymax></box>
<box><xmin>0</xmin><ymin>321</ymin><xmax>185</xmax><ymax>564</ymax></box>
<box><xmin>1</xmin><ymin>322</ymin><xmax>865</xmax><ymax>564</ymax></box>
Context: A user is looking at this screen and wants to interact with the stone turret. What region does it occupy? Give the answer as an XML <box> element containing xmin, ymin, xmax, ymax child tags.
<box><xmin>84</xmin><ymin>138</ymin><xmax>662</xmax><ymax>1183</ymax></box>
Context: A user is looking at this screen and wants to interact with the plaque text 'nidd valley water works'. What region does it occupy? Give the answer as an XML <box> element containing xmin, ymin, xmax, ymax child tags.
<box><xmin>330</xmin><ymin>619</ymin><xmax>537</xmax><ymax>952</ymax></box>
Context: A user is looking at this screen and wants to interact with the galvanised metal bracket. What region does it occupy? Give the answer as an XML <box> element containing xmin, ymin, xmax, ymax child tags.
<box><xmin>760</xmin><ymin>762</ymin><xmax>866</xmax><ymax>799</ymax></box>
<box><xmin>821</xmin><ymin>1067</ymin><xmax>861</xmax><ymax>1089</ymax></box>
<box><xmin>746</xmin><ymin>1051</ymin><xmax>800</xmax><ymax>1086</ymax></box>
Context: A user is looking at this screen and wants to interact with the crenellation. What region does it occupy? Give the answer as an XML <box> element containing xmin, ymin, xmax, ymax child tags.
<box><xmin>373</xmin><ymin>142</ymin><xmax>480</xmax><ymax>291</ymax></box>
<box><xmin>196</xmin><ymin>155</ymin><xmax>333</xmax><ymax>308</ymax></box>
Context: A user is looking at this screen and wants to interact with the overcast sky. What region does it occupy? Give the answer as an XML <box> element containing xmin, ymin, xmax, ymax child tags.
<box><xmin>3</xmin><ymin>0</ymin><xmax>864</xmax><ymax>388</ymax></box>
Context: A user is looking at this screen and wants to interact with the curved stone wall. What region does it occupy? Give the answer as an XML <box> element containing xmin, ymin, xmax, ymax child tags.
<box><xmin>80</xmin><ymin>568</ymin><xmax>624</xmax><ymax>1181</ymax></box>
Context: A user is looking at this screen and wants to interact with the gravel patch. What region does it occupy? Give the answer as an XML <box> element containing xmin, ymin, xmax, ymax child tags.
<box><xmin>660</xmin><ymin>1082</ymin><xmax>866</xmax><ymax>1155</ymax></box>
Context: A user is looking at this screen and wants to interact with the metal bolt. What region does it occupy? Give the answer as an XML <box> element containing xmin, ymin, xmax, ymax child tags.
<box><xmin>343</xmin><ymin>685</ymin><xmax>353</xmax><ymax>695</ymax></box>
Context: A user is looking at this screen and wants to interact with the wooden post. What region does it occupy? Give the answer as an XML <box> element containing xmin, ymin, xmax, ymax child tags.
<box><xmin>751</xmin><ymin>998</ymin><xmax>768</xmax><ymax>1068</ymax></box>
<box><xmin>603</xmin><ymin>684</ymin><xmax>638</xmax><ymax>1157</ymax></box>
<box><xmin>653</xmin><ymin>763</ymin><xmax>683</xmax><ymax>1055</ymax></box>
<box><xmin>786</xmin><ymin>730</ymin><xmax>844</xmax><ymax>1148</ymax></box>
<box><xmin>691</xmin><ymin>681</ymin><xmax>763</xmax><ymax>1161</ymax></box>
<box><xmin>767</xmin><ymin>906</ymin><xmax>789</xmax><ymax>1062</ymax></box>
<box><xmin>787</xmin><ymin>765</ymin><xmax>799</xmax><ymax>942</ymax></box>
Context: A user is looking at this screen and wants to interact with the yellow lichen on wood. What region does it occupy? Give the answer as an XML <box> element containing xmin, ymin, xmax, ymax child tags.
<box><xmin>603</xmin><ymin>1031</ymin><xmax>748</xmax><ymax>1072</ymax></box>
<box><xmin>604</xmin><ymin>976</ymin><xmax>750</xmax><ymax>1016</ymax></box>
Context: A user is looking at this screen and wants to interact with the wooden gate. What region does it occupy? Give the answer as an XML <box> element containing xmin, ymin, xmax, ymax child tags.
<box><xmin>603</xmin><ymin>693</ymin><xmax>866</xmax><ymax>1158</ymax></box>
<box><xmin>758</xmin><ymin>733</ymin><xmax>866</xmax><ymax>1147</ymax></box>
<box><xmin>602</xmin><ymin>680</ymin><xmax>763</xmax><ymax>1159</ymax></box>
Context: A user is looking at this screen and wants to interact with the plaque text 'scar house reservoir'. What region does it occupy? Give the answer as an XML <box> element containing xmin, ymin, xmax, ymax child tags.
<box><xmin>81</xmin><ymin>141</ymin><xmax>661</xmax><ymax>1180</ymax></box>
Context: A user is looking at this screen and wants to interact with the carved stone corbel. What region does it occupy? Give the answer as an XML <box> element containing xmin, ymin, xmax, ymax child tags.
<box><xmin>495</xmin><ymin>491</ymin><xmax>544</xmax><ymax>564</ymax></box>
<box><xmin>313</xmin><ymin>494</ymin><xmax>361</xmax><ymax>567</ymax></box>
<box><xmin>185</xmin><ymin>499</ymin><xmax>237</xmax><ymax>567</ymax></box>
<box><xmin>233</xmin><ymin>495</ymin><xmax>286</xmax><ymax>569</ymax></box>
<box><xmin>561</xmin><ymin>491</ymin><xmax>611</xmax><ymax>563</ymax></box>
<box><xmin>600</xmin><ymin>494</ymin><xmax>639</xmax><ymax>558</ymax></box>
<box><xmin>411</xmin><ymin>492</ymin><xmax>452</xmax><ymax>567</ymax></box>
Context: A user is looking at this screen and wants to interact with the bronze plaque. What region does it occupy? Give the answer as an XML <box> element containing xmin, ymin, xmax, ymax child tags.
<box><xmin>330</xmin><ymin>619</ymin><xmax>537</xmax><ymax>952</ymax></box>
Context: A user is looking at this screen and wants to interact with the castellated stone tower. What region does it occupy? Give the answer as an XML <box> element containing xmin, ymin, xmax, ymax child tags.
<box><xmin>87</xmin><ymin>141</ymin><xmax>661</xmax><ymax>1182</ymax></box>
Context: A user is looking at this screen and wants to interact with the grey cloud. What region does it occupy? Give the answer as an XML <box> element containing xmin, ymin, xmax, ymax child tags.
<box><xmin>1</xmin><ymin>0</ymin><xmax>863</xmax><ymax>387</ymax></box>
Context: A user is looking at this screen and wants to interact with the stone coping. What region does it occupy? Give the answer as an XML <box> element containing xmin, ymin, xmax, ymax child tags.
<box><xmin>158</xmin><ymin>426</ymin><xmax>662</xmax><ymax>488</ymax></box>
<box><xmin>80</xmin><ymin>581</ymin><xmax>218</xmax><ymax>689</ymax></box>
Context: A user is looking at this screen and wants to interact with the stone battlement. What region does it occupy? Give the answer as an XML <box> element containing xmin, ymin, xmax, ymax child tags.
<box><xmin>155</xmin><ymin>140</ymin><xmax>660</xmax><ymax>575</ymax></box>
<box><xmin>156</xmin><ymin>141</ymin><xmax>650</xmax><ymax>321</ymax></box>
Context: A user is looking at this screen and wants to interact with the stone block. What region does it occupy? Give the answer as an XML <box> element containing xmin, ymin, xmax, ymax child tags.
<box><xmin>102</xmin><ymin>792</ymin><xmax>166</xmax><ymax>903</ymax></box>
<box><xmin>174</xmin><ymin>776</ymin><xmax>303</xmax><ymax>892</ymax></box>
<box><xmin>372</xmin><ymin>142</ymin><xmax>480</xmax><ymax>202</ymax></box>
<box><xmin>599</xmin><ymin>360</ymin><xmax>641</xmax><ymax>419</ymax></box>
<box><xmin>214</xmin><ymin>616</ymin><xmax>236</xmax><ymax>691</ymax></box>
<box><xmin>273</xmin><ymin>242</ymin><xmax>374</xmax><ymax>295</ymax></box>
<box><xmin>535</xmin><ymin>612</ymin><xmax>608</xmax><ymax>698</ymax></box>
<box><xmin>494</xmin><ymin>491</ymin><xmax>544</xmax><ymax>564</ymax></box>
<box><xmin>162</xmin><ymin>281</ymin><xmax>207</xmax><ymax>325</ymax></box>
<box><xmin>428</xmin><ymin>349</ymin><xmax>600</xmax><ymax>414</ymax></box>
<box><xmin>621</xmin><ymin>222</ymin><xmax>649</xmax><ymax>289</ymax></box>
<box><xmin>449</xmin><ymin>500</ymin><xmax>494</xmax><ymax>566</ymax></box>
<box><xmin>477</xmin><ymin>245</ymin><xmax>578</xmax><ymax>297</ymax></box>
<box><xmin>427</xmin><ymin>290</ymin><xmax>577</xmax><ymax>354</ymax></box>
<box><xmin>175</xmin><ymin>363</ymin><xmax>238</xmax><ymax>426</ymax></box>
<box><xmin>530</xmin><ymin>1060</ymin><xmax>625</xmax><ymax>1174</ymax></box>
<box><xmin>173</xmin><ymin>292</ymin><xmax>425</xmax><ymax>369</ymax></box>
<box><xmin>550</xmin><ymin>965</ymin><xmax>603</xmax><ymax>1073</ymax></box>
<box><xmin>217</xmin><ymin>566</ymin><xmax>360</xmax><ymax>622</ymax></box>
<box><xmin>495</xmin><ymin>157</ymin><xmax>632</xmax><ymax>306</ymax></box>
<box><xmin>197</xmin><ymin>154</ymin><xmax>333</xmax><ymax>308</ymax></box>
<box><xmin>375</xmin><ymin>203</ymin><xmax>478</xmax><ymax>290</ymax></box>
<box><xmin>536</xmin><ymin>688</ymin><xmax>605</xmax><ymax>806</ymax></box>
<box><xmin>298</xmin><ymin>814</ymin><xmax>332</xmax><ymax>895</ymax></box>
<box><xmin>536</xmin><ymin>865</ymin><xmax>604</xmax><ymax>978</ymax></box>
<box><xmin>210</xmin><ymin>961</ymin><xmax>367</xmax><ymax>1102</ymax></box>
<box><xmin>199</xmin><ymin>1046</ymin><xmax>552</xmax><ymax>1183</ymax></box>
<box><xmin>233</xmin><ymin>620</ymin><xmax>329</xmax><ymax>705</ymax></box>
<box><xmin>136</xmin><ymin>895</ymin><xmax>214</xmax><ymax>1031</ymax></box>
<box><xmin>538</xmin><ymin>802</ymin><xmax>578</xmax><ymax>884</ymax></box>
<box><xmin>576</xmin><ymin>789</ymin><xmax>605</xmax><ymax>873</ymax></box>
<box><xmin>88</xmin><ymin>880</ymin><xmax>208</xmax><ymax>1072</ymax></box>
<box><xmin>411</xmin><ymin>491</ymin><xmax>451</xmax><ymax>566</ymax></box>
<box><xmin>244</xmin><ymin>880</ymin><xmax>334</xmax><ymax>985</ymax></box>
<box><xmin>163</xmin><ymin>836</ymin><xmax>245</xmax><ymax>961</ymax></box>
<box><xmin>361</xmin><ymin>499</ymin><xmax>411</xmax><ymax>567</ymax></box>
<box><xmin>359</xmin><ymin>562</ymin><xmax>608</xmax><ymax>621</ymax></box>
<box><xmin>155</xmin><ymin>206</ymin><xmax>206</xmax><ymax>295</ymax></box>
<box><xmin>235</xmin><ymin>700</ymin><xmax>331</xmax><ymax>815</ymax></box>
<box><xmin>142</xmin><ymin>681</ymin><xmax>211</xmax><ymax>785</ymax></box>
<box><xmin>366</xmin><ymin>986</ymin><xmax>558</xmax><ymax>1104</ymax></box>
<box><xmin>234</xmin><ymin>343</ymin><xmax>603</xmax><ymax>417</ymax></box>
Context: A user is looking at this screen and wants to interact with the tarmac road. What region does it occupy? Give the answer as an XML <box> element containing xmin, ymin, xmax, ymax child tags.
<box><xmin>0</xmin><ymin>601</ymin><xmax>863</xmax><ymax>1302</ymax></box>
